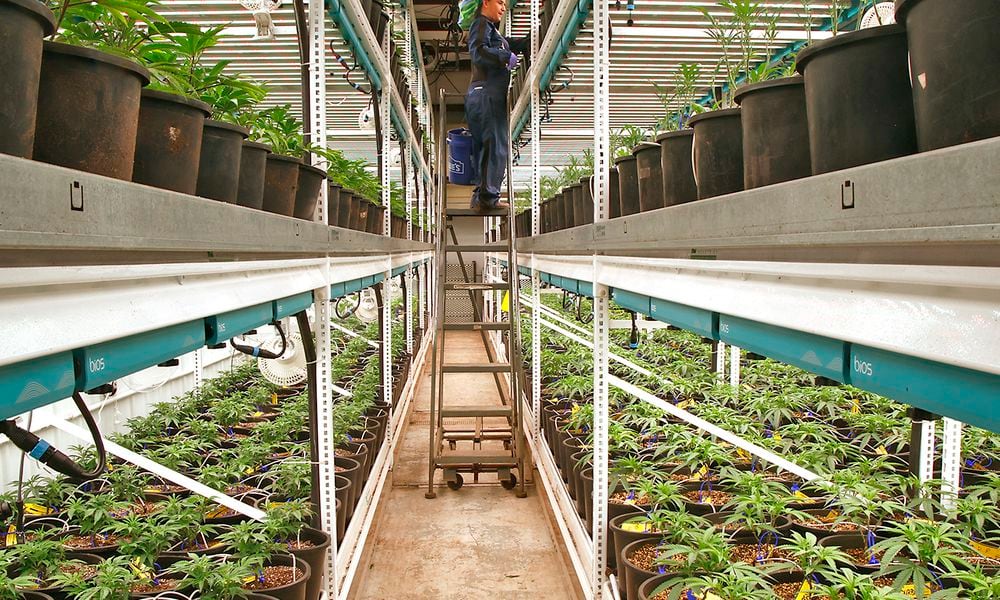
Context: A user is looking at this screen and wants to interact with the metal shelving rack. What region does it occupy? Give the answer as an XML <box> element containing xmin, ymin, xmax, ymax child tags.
<box><xmin>507</xmin><ymin>157</ymin><xmax>999</xmax><ymax>597</ymax></box>
<box><xmin>0</xmin><ymin>3</ymin><xmax>439</xmax><ymax>600</ymax></box>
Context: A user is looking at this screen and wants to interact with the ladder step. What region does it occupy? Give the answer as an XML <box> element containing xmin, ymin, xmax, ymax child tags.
<box><xmin>444</xmin><ymin>282</ymin><xmax>508</xmax><ymax>291</ymax></box>
<box><xmin>441</xmin><ymin>406</ymin><xmax>513</xmax><ymax>418</ymax></box>
<box><xmin>442</xmin><ymin>363</ymin><xmax>512</xmax><ymax>373</ymax></box>
<box><xmin>437</xmin><ymin>454</ymin><xmax>516</xmax><ymax>466</ymax></box>
<box><xmin>445</xmin><ymin>245</ymin><xmax>503</xmax><ymax>253</ymax></box>
<box><xmin>445</xmin><ymin>207</ymin><xmax>509</xmax><ymax>217</ymax></box>
<box><xmin>443</xmin><ymin>322</ymin><xmax>512</xmax><ymax>331</ymax></box>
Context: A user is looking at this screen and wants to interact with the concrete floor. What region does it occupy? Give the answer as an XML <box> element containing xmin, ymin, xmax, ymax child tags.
<box><xmin>351</xmin><ymin>331</ymin><xmax>580</xmax><ymax>599</ymax></box>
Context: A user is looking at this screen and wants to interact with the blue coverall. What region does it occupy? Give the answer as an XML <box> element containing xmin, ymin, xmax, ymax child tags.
<box><xmin>466</xmin><ymin>14</ymin><xmax>529</xmax><ymax>208</ymax></box>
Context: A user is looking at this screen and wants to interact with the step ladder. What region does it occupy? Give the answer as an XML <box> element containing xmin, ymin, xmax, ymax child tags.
<box><xmin>425</xmin><ymin>92</ymin><xmax>526</xmax><ymax>499</ymax></box>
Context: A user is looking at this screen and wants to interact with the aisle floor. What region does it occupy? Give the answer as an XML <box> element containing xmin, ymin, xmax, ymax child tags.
<box><xmin>351</xmin><ymin>332</ymin><xmax>579</xmax><ymax>599</ymax></box>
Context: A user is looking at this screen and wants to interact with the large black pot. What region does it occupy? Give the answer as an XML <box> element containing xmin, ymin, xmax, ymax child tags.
<box><xmin>197</xmin><ymin>120</ymin><xmax>249</xmax><ymax>203</ymax></box>
<box><xmin>353</xmin><ymin>196</ymin><xmax>369</xmax><ymax>231</ymax></box>
<box><xmin>34</xmin><ymin>42</ymin><xmax>150</xmax><ymax>180</ymax></box>
<box><xmin>366</xmin><ymin>202</ymin><xmax>386</xmax><ymax>235</ymax></box>
<box><xmin>614</xmin><ymin>155</ymin><xmax>640</xmax><ymax>216</ymax></box>
<box><xmin>0</xmin><ymin>0</ymin><xmax>55</xmax><ymax>158</ymax></box>
<box><xmin>608</xmin><ymin>168</ymin><xmax>622</xmax><ymax>219</ymax></box>
<box><xmin>326</xmin><ymin>184</ymin><xmax>342</xmax><ymax>226</ymax></box>
<box><xmin>245</xmin><ymin>554</ymin><xmax>310</xmax><ymax>600</ymax></box>
<box><xmin>796</xmin><ymin>25</ymin><xmax>916</xmax><ymax>174</ymax></box>
<box><xmin>568</xmin><ymin>183</ymin><xmax>585</xmax><ymax>228</ymax></box>
<box><xmin>578</xmin><ymin>177</ymin><xmax>595</xmax><ymax>225</ymax></box>
<box><xmin>620</xmin><ymin>538</ymin><xmax>668</xmax><ymax>600</ymax></box>
<box><xmin>689</xmin><ymin>107</ymin><xmax>743</xmax><ymax>199</ymax></box>
<box><xmin>560</xmin><ymin>188</ymin><xmax>574</xmax><ymax>230</ymax></box>
<box><xmin>334</xmin><ymin>474</ymin><xmax>352</xmax><ymax>539</ymax></box>
<box><xmin>262</xmin><ymin>154</ymin><xmax>302</xmax><ymax>217</ymax></box>
<box><xmin>634</xmin><ymin>142</ymin><xmax>664</xmax><ymax>212</ymax></box>
<box><xmin>334</xmin><ymin>455</ymin><xmax>363</xmax><ymax>510</ymax></box>
<box><xmin>294</xmin><ymin>162</ymin><xmax>327</xmax><ymax>221</ymax></box>
<box><xmin>895</xmin><ymin>0</ymin><xmax>1000</xmax><ymax>151</ymax></box>
<box><xmin>289</xmin><ymin>527</ymin><xmax>332</xmax><ymax>600</ymax></box>
<box><xmin>133</xmin><ymin>89</ymin><xmax>211</xmax><ymax>194</ymax></box>
<box><xmin>237</xmin><ymin>141</ymin><xmax>271</xmax><ymax>209</ymax></box>
<box><xmin>733</xmin><ymin>77</ymin><xmax>811</xmax><ymax>189</ymax></box>
<box><xmin>655</xmin><ymin>130</ymin><xmax>697</xmax><ymax>207</ymax></box>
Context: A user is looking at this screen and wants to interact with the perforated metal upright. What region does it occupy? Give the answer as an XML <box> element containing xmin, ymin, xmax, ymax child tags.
<box><xmin>425</xmin><ymin>91</ymin><xmax>527</xmax><ymax>498</ymax></box>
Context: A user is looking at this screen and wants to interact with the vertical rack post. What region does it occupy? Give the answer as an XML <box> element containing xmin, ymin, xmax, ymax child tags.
<box><xmin>314</xmin><ymin>282</ymin><xmax>337</xmax><ymax>597</ymax></box>
<box><xmin>192</xmin><ymin>348</ymin><xmax>203</xmax><ymax>388</ymax></box>
<box><xmin>592</xmin><ymin>0</ymin><xmax>611</xmax><ymax>590</ymax></box>
<box><xmin>729</xmin><ymin>344</ymin><xmax>741</xmax><ymax>388</ymax></box>
<box><xmin>529</xmin><ymin>0</ymin><xmax>541</xmax><ymax>444</ymax></box>
<box><xmin>305</xmin><ymin>3</ymin><xmax>336</xmax><ymax>595</ymax></box>
<box><xmin>940</xmin><ymin>417</ymin><xmax>963</xmax><ymax>509</ymax></box>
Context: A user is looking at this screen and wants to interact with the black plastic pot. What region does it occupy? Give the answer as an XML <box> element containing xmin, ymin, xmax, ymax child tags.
<box><xmin>655</xmin><ymin>130</ymin><xmax>697</xmax><ymax>207</ymax></box>
<box><xmin>247</xmin><ymin>554</ymin><xmax>310</xmax><ymax>600</ymax></box>
<box><xmin>0</xmin><ymin>0</ymin><xmax>55</xmax><ymax>158</ymax></box>
<box><xmin>337</xmin><ymin>188</ymin><xmax>354</xmax><ymax>229</ymax></box>
<box><xmin>335</xmin><ymin>455</ymin><xmax>363</xmax><ymax>510</ymax></box>
<box><xmin>610</xmin><ymin>514</ymin><xmax>669</xmax><ymax>582</ymax></box>
<box><xmin>133</xmin><ymin>89</ymin><xmax>211</xmax><ymax>194</ymax></box>
<box><xmin>262</xmin><ymin>154</ymin><xmax>302</xmax><ymax>216</ymax></box>
<box><xmin>895</xmin><ymin>0</ymin><xmax>1000</xmax><ymax>151</ymax></box>
<box><xmin>237</xmin><ymin>141</ymin><xmax>271</xmax><ymax>210</ymax></box>
<box><xmin>608</xmin><ymin>168</ymin><xmax>622</xmax><ymax>219</ymax></box>
<box><xmin>734</xmin><ymin>77</ymin><xmax>811</xmax><ymax>189</ymax></box>
<box><xmin>568</xmin><ymin>183</ymin><xmax>584</xmax><ymax>228</ymax></box>
<box><xmin>796</xmin><ymin>25</ymin><xmax>916</xmax><ymax>174</ymax></box>
<box><xmin>549</xmin><ymin>195</ymin><xmax>564</xmax><ymax>231</ymax></box>
<box><xmin>621</xmin><ymin>539</ymin><xmax>667</xmax><ymax>600</ymax></box>
<box><xmin>579</xmin><ymin>177</ymin><xmax>595</xmax><ymax>225</ymax></box>
<box><xmin>614</xmin><ymin>155</ymin><xmax>640</xmax><ymax>216</ymax></box>
<box><xmin>366</xmin><ymin>202</ymin><xmax>385</xmax><ymax>235</ymax></box>
<box><xmin>354</xmin><ymin>196</ymin><xmax>369</xmax><ymax>231</ymax></box>
<box><xmin>326</xmin><ymin>184</ymin><xmax>342</xmax><ymax>226</ymax></box>
<box><xmin>289</xmin><ymin>527</ymin><xmax>332</xmax><ymax>600</ymax></box>
<box><xmin>18</xmin><ymin>553</ymin><xmax>102</xmax><ymax>600</ymax></box>
<box><xmin>197</xmin><ymin>120</ymin><xmax>249</xmax><ymax>203</ymax></box>
<box><xmin>21</xmin><ymin>593</ymin><xmax>55</xmax><ymax>600</ymax></box>
<box><xmin>634</xmin><ymin>142</ymin><xmax>664</xmax><ymax>212</ymax></box>
<box><xmin>334</xmin><ymin>474</ymin><xmax>352</xmax><ymax>537</ymax></box>
<box><xmin>689</xmin><ymin>107</ymin><xmax>744</xmax><ymax>199</ymax></box>
<box><xmin>294</xmin><ymin>162</ymin><xmax>327</xmax><ymax>220</ymax></box>
<box><xmin>637</xmin><ymin>574</ymin><xmax>674</xmax><ymax>600</ymax></box>
<box><xmin>560</xmin><ymin>188</ymin><xmax>574</xmax><ymax>230</ymax></box>
<box><xmin>34</xmin><ymin>41</ymin><xmax>150</xmax><ymax>180</ymax></box>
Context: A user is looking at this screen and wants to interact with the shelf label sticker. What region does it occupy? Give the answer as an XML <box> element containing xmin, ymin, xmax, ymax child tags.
<box><xmin>972</xmin><ymin>540</ymin><xmax>1000</xmax><ymax>559</ymax></box>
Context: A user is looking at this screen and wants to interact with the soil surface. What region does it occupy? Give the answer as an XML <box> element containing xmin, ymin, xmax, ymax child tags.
<box><xmin>131</xmin><ymin>578</ymin><xmax>180</xmax><ymax>593</ymax></box>
<box><xmin>610</xmin><ymin>491</ymin><xmax>651</xmax><ymax>506</ymax></box>
<box><xmin>730</xmin><ymin>542</ymin><xmax>792</xmax><ymax>566</ymax></box>
<box><xmin>683</xmin><ymin>490</ymin><xmax>732</xmax><ymax>506</ymax></box>
<box><xmin>845</xmin><ymin>546</ymin><xmax>884</xmax><ymax>567</ymax></box>
<box><xmin>243</xmin><ymin>566</ymin><xmax>304</xmax><ymax>590</ymax></box>
<box><xmin>63</xmin><ymin>533</ymin><xmax>125</xmax><ymax>550</ymax></box>
<box><xmin>627</xmin><ymin>543</ymin><xmax>660</xmax><ymax>572</ymax></box>
<box><xmin>285</xmin><ymin>539</ymin><xmax>317</xmax><ymax>550</ymax></box>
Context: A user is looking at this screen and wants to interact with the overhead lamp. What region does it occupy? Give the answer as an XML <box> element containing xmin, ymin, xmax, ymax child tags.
<box><xmin>240</xmin><ymin>0</ymin><xmax>283</xmax><ymax>41</ymax></box>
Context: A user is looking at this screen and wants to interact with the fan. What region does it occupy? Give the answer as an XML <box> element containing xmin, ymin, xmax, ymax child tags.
<box><xmin>355</xmin><ymin>288</ymin><xmax>380</xmax><ymax>324</ymax></box>
<box><xmin>859</xmin><ymin>2</ymin><xmax>895</xmax><ymax>29</ymax></box>
<box><xmin>358</xmin><ymin>104</ymin><xmax>375</xmax><ymax>130</ymax></box>
<box><xmin>257</xmin><ymin>331</ymin><xmax>307</xmax><ymax>387</ymax></box>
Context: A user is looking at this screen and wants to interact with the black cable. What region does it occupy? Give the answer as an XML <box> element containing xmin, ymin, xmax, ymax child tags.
<box><xmin>335</xmin><ymin>293</ymin><xmax>361</xmax><ymax>319</ymax></box>
<box><xmin>230</xmin><ymin>321</ymin><xmax>288</xmax><ymax>360</ymax></box>
<box><xmin>0</xmin><ymin>392</ymin><xmax>107</xmax><ymax>483</ymax></box>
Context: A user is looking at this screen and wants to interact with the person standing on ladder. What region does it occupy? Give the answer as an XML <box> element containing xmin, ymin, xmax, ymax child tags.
<box><xmin>465</xmin><ymin>0</ymin><xmax>529</xmax><ymax>211</ymax></box>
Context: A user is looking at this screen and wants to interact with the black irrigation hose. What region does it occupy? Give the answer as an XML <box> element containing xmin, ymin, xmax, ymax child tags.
<box><xmin>335</xmin><ymin>293</ymin><xmax>361</xmax><ymax>319</ymax></box>
<box><xmin>230</xmin><ymin>321</ymin><xmax>288</xmax><ymax>360</ymax></box>
<box><xmin>576</xmin><ymin>295</ymin><xmax>593</xmax><ymax>324</ymax></box>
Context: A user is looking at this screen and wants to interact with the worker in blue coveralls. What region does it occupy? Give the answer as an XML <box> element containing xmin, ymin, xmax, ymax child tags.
<box><xmin>466</xmin><ymin>0</ymin><xmax>529</xmax><ymax>211</ymax></box>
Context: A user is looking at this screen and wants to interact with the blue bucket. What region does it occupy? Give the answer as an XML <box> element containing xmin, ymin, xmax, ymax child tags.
<box><xmin>447</xmin><ymin>128</ymin><xmax>476</xmax><ymax>185</ymax></box>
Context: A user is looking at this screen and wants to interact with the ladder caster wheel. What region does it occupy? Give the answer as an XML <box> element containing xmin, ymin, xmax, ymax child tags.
<box><xmin>448</xmin><ymin>440</ymin><xmax>457</xmax><ymax>451</ymax></box>
<box><xmin>501</xmin><ymin>474</ymin><xmax>517</xmax><ymax>490</ymax></box>
<box><xmin>503</xmin><ymin>440</ymin><xmax>511</xmax><ymax>451</ymax></box>
<box><xmin>447</xmin><ymin>474</ymin><xmax>464</xmax><ymax>491</ymax></box>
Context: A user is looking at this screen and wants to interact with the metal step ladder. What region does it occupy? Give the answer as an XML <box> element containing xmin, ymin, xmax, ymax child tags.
<box><xmin>425</xmin><ymin>91</ymin><xmax>526</xmax><ymax>499</ymax></box>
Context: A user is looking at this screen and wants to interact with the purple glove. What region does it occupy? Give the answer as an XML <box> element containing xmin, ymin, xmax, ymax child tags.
<box><xmin>507</xmin><ymin>53</ymin><xmax>519</xmax><ymax>71</ymax></box>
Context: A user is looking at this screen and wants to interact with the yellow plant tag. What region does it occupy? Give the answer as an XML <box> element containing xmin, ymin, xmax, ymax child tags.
<box><xmin>795</xmin><ymin>580</ymin><xmax>812</xmax><ymax>600</ymax></box>
<box><xmin>677</xmin><ymin>400</ymin><xmax>693</xmax><ymax>410</ymax></box>
<box><xmin>851</xmin><ymin>400</ymin><xmax>861</xmax><ymax>414</ymax></box>
<box><xmin>271</xmin><ymin>393</ymin><xmax>279</xmax><ymax>404</ymax></box>
<box><xmin>621</xmin><ymin>522</ymin><xmax>650</xmax><ymax>533</ymax></box>
<box><xmin>252</xmin><ymin>411</ymin><xmax>264</xmax><ymax>418</ymax></box>
<box><xmin>703</xmin><ymin>593</ymin><xmax>724</xmax><ymax>600</ymax></box>
<box><xmin>772</xmin><ymin>433</ymin><xmax>782</xmax><ymax>442</ymax></box>
<box><xmin>5</xmin><ymin>525</ymin><xmax>18</xmax><ymax>547</ymax></box>
<box><xmin>876</xmin><ymin>446</ymin><xmax>889</xmax><ymax>456</ymax></box>
<box><xmin>244</xmin><ymin>467</ymin><xmax>257</xmax><ymax>475</ymax></box>
<box><xmin>205</xmin><ymin>505</ymin><xmax>231</xmax><ymax>519</ymax></box>
<box><xmin>22</xmin><ymin>503</ymin><xmax>53</xmax><ymax>516</ymax></box>
<box><xmin>972</xmin><ymin>540</ymin><xmax>1000</xmax><ymax>559</ymax></box>
<box><xmin>501</xmin><ymin>291</ymin><xmax>510</xmax><ymax>312</ymax></box>
<box><xmin>129</xmin><ymin>558</ymin><xmax>153</xmax><ymax>579</ymax></box>
<box><xmin>736</xmin><ymin>448</ymin><xmax>751</xmax><ymax>461</ymax></box>
<box><xmin>825</xmin><ymin>510</ymin><xmax>840</xmax><ymax>520</ymax></box>
<box><xmin>794</xmin><ymin>491</ymin><xmax>809</xmax><ymax>499</ymax></box>
<box><xmin>901</xmin><ymin>583</ymin><xmax>934</xmax><ymax>598</ymax></box>
<box><xmin>699</xmin><ymin>465</ymin><xmax>709</xmax><ymax>477</ymax></box>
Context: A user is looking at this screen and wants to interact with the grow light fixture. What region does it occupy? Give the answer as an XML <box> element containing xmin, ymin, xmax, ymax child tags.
<box><xmin>240</xmin><ymin>0</ymin><xmax>283</xmax><ymax>41</ymax></box>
